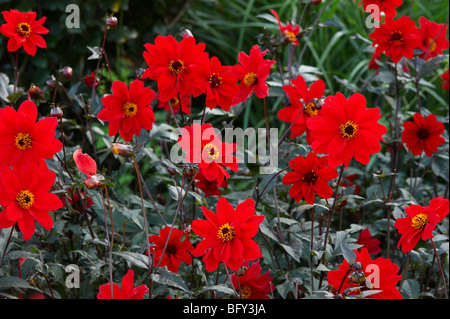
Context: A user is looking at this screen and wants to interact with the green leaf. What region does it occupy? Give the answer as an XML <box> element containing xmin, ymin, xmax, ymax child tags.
<box><xmin>113</xmin><ymin>251</ymin><xmax>149</xmax><ymax>269</ymax></box>
<box><xmin>280</xmin><ymin>239</ymin><xmax>303</xmax><ymax>263</ymax></box>
<box><xmin>340</xmin><ymin>243</ymin><xmax>357</xmax><ymax>265</ymax></box>
<box><xmin>0</xmin><ymin>276</ymin><xmax>41</xmax><ymax>291</ymax></box>
<box><xmin>150</xmin><ymin>268</ymin><xmax>189</xmax><ymax>293</ymax></box>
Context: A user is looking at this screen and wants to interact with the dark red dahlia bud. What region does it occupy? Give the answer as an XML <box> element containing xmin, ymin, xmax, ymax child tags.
<box><xmin>60</xmin><ymin>66</ymin><xmax>73</xmax><ymax>79</ymax></box>
<box><xmin>50</xmin><ymin>106</ymin><xmax>64</xmax><ymax>119</ymax></box>
<box><xmin>46</xmin><ymin>76</ymin><xmax>57</xmax><ymax>90</ymax></box>
<box><xmin>182</xmin><ymin>165</ymin><xmax>197</xmax><ymax>178</ymax></box>
<box><xmin>106</xmin><ymin>16</ymin><xmax>118</xmax><ymax>29</ymax></box>
<box><xmin>167</xmin><ymin>167</ymin><xmax>177</xmax><ymax>176</ymax></box>
<box><xmin>28</xmin><ymin>85</ymin><xmax>45</xmax><ymax>100</ymax></box>
<box><xmin>112</xmin><ymin>143</ymin><xmax>133</xmax><ymax>158</ymax></box>
<box><xmin>312</xmin><ymin>0</ymin><xmax>322</xmax><ymax>4</ymax></box>
<box><xmin>84</xmin><ymin>174</ymin><xmax>105</xmax><ymax>189</ymax></box>
<box><xmin>156</xmin><ymin>194</ymin><xmax>166</xmax><ymax>205</ymax></box>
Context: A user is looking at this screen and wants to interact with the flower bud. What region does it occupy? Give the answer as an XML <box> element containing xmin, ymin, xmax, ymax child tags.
<box><xmin>50</xmin><ymin>106</ymin><xmax>64</xmax><ymax>119</ymax></box>
<box><xmin>60</xmin><ymin>66</ymin><xmax>73</xmax><ymax>79</ymax></box>
<box><xmin>135</xmin><ymin>68</ymin><xmax>146</xmax><ymax>80</ymax></box>
<box><xmin>28</xmin><ymin>85</ymin><xmax>45</xmax><ymax>100</ymax></box>
<box><xmin>84</xmin><ymin>174</ymin><xmax>105</xmax><ymax>189</ymax></box>
<box><xmin>112</xmin><ymin>143</ymin><xmax>133</xmax><ymax>158</ymax></box>
<box><xmin>46</xmin><ymin>76</ymin><xmax>57</xmax><ymax>90</ymax></box>
<box><xmin>106</xmin><ymin>16</ymin><xmax>118</xmax><ymax>29</ymax></box>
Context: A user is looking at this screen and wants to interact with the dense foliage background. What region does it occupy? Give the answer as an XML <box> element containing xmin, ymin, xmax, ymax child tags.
<box><xmin>0</xmin><ymin>0</ymin><xmax>448</xmax><ymax>300</ymax></box>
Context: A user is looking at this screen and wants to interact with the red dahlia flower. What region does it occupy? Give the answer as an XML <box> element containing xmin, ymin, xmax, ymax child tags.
<box><xmin>277</xmin><ymin>75</ymin><xmax>326</xmax><ymax>143</ymax></box>
<box><xmin>232</xmin><ymin>44</ymin><xmax>276</xmax><ymax>104</ymax></box>
<box><xmin>177</xmin><ymin>123</ymin><xmax>239</xmax><ymax>186</ymax></box>
<box><xmin>195</xmin><ymin>171</ymin><xmax>228</xmax><ymax>198</ymax></box>
<box><xmin>394</xmin><ymin>197</ymin><xmax>448</xmax><ymax>253</ymax></box>
<box><xmin>191</xmin><ymin>197</ymin><xmax>264</xmax><ymax>272</ymax></box>
<box><xmin>417</xmin><ymin>17</ymin><xmax>449</xmax><ymax>60</ymax></box>
<box><xmin>97</xmin><ymin>269</ymin><xmax>149</xmax><ymax>299</ymax></box>
<box><xmin>327</xmin><ymin>248</ymin><xmax>403</xmax><ymax>299</ymax></box>
<box><xmin>192</xmin><ymin>56</ymin><xmax>239</xmax><ymax>111</ymax></box>
<box><xmin>157</xmin><ymin>93</ymin><xmax>191</xmax><ymax>115</ymax></box>
<box><xmin>231</xmin><ymin>260</ymin><xmax>274</xmax><ymax>299</ymax></box>
<box><xmin>270</xmin><ymin>9</ymin><xmax>301</xmax><ymax>46</ymax></box>
<box><xmin>0</xmin><ymin>161</ymin><xmax>63</xmax><ymax>241</ymax></box>
<box><xmin>368</xmin><ymin>51</ymin><xmax>382</xmax><ymax>70</ymax></box>
<box><xmin>142</xmin><ymin>35</ymin><xmax>209</xmax><ymax>101</ymax></box>
<box><xmin>98</xmin><ymin>79</ymin><xmax>156</xmax><ymax>142</ymax></box>
<box><xmin>357</xmin><ymin>227</ymin><xmax>382</xmax><ymax>256</ymax></box>
<box><xmin>65</xmin><ymin>189</ymin><xmax>94</xmax><ymax>212</ymax></box>
<box><xmin>282</xmin><ymin>152</ymin><xmax>338</xmax><ymax>204</ymax></box>
<box><xmin>148</xmin><ymin>226</ymin><xmax>194</xmax><ymax>273</ymax></box>
<box><xmin>0</xmin><ymin>9</ymin><xmax>49</xmax><ymax>56</ymax></box>
<box><xmin>355</xmin><ymin>0</ymin><xmax>403</xmax><ymax>22</ymax></box>
<box><xmin>307</xmin><ymin>92</ymin><xmax>387</xmax><ymax>168</ymax></box>
<box><xmin>83</xmin><ymin>72</ymin><xmax>99</xmax><ymax>89</ymax></box>
<box><xmin>369</xmin><ymin>16</ymin><xmax>421</xmax><ymax>63</ymax></box>
<box><xmin>401</xmin><ymin>113</ymin><xmax>445</xmax><ymax>157</ymax></box>
<box><xmin>0</xmin><ymin>100</ymin><xmax>62</xmax><ymax>168</ymax></box>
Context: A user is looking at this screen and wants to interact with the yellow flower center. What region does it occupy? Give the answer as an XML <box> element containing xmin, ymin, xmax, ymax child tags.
<box><xmin>240</xmin><ymin>284</ymin><xmax>252</xmax><ymax>299</ymax></box>
<box><xmin>411</xmin><ymin>213</ymin><xmax>428</xmax><ymax>229</ymax></box>
<box><xmin>209</xmin><ymin>73</ymin><xmax>222</xmax><ymax>88</ymax></box>
<box><xmin>217</xmin><ymin>223</ymin><xmax>235</xmax><ymax>242</ymax></box>
<box><xmin>203</xmin><ymin>143</ymin><xmax>220</xmax><ymax>161</ymax></box>
<box><xmin>283</xmin><ymin>31</ymin><xmax>297</xmax><ymax>43</ymax></box>
<box><xmin>123</xmin><ymin>102</ymin><xmax>138</xmax><ymax>117</ymax></box>
<box><xmin>339</xmin><ymin>121</ymin><xmax>358</xmax><ymax>139</ymax></box>
<box><xmin>304</xmin><ymin>101</ymin><xmax>319</xmax><ymax>117</ymax></box>
<box><xmin>168</xmin><ymin>59</ymin><xmax>185</xmax><ymax>75</ymax></box>
<box><xmin>16</xmin><ymin>22</ymin><xmax>32</xmax><ymax>37</ymax></box>
<box><xmin>16</xmin><ymin>190</ymin><xmax>35</xmax><ymax>209</ymax></box>
<box><xmin>428</xmin><ymin>38</ymin><xmax>437</xmax><ymax>52</ymax></box>
<box><xmin>243</xmin><ymin>72</ymin><xmax>257</xmax><ymax>87</ymax></box>
<box><xmin>15</xmin><ymin>132</ymin><xmax>32</xmax><ymax>150</ymax></box>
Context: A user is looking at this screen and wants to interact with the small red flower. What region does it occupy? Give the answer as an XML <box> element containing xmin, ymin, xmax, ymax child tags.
<box><xmin>282</xmin><ymin>152</ymin><xmax>338</xmax><ymax>204</ymax></box>
<box><xmin>0</xmin><ymin>100</ymin><xmax>62</xmax><ymax>168</ymax></box>
<box><xmin>417</xmin><ymin>17</ymin><xmax>449</xmax><ymax>60</ymax></box>
<box><xmin>441</xmin><ymin>69</ymin><xmax>449</xmax><ymax>91</ymax></box>
<box><xmin>369</xmin><ymin>16</ymin><xmax>421</xmax><ymax>63</ymax></box>
<box><xmin>83</xmin><ymin>72</ymin><xmax>99</xmax><ymax>89</ymax></box>
<box><xmin>65</xmin><ymin>189</ymin><xmax>94</xmax><ymax>212</ymax></box>
<box><xmin>97</xmin><ymin>269</ymin><xmax>149</xmax><ymax>299</ymax></box>
<box><xmin>270</xmin><ymin>9</ymin><xmax>301</xmax><ymax>46</ymax></box>
<box><xmin>401</xmin><ymin>113</ymin><xmax>445</xmax><ymax>157</ymax></box>
<box><xmin>277</xmin><ymin>75</ymin><xmax>326</xmax><ymax>143</ymax></box>
<box><xmin>394</xmin><ymin>197</ymin><xmax>448</xmax><ymax>253</ymax></box>
<box><xmin>0</xmin><ymin>161</ymin><xmax>63</xmax><ymax>241</ymax></box>
<box><xmin>192</xmin><ymin>56</ymin><xmax>239</xmax><ymax>111</ymax></box>
<box><xmin>177</xmin><ymin>123</ymin><xmax>239</xmax><ymax>186</ymax></box>
<box><xmin>142</xmin><ymin>35</ymin><xmax>209</xmax><ymax>101</ymax></box>
<box><xmin>157</xmin><ymin>93</ymin><xmax>191</xmax><ymax>115</ymax></box>
<box><xmin>368</xmin><ymin>51</ymin><xmax>382</xmax><ymax>70</ymax></box>
<box><xmin>307</xmin><ymin>92</ymin><xmax>387</xmax><ymax>168</ymax></box>
<box><xmin>327</xmin><ymin>248</ymin><xmax>403</xmax><ymax>299</ymax></box>
<box><xmin>98</xmin><ymin>79</ymin><xmax>156</xmax><ymax>142</ymax></box>
<box><xmin>0</xmin><ymin>9</ymin><xmax>49</xmax><ymax>56</ymax></box>
<box><xmin>355</xmin><ymin>0</ymin><xmax>403</xmax><ymax>22</ymax></box>
<box><xmin>195</xmin><ymin>171</ymin><xmax>228</xmax><ymax>198</ymax></box>
<box><xmin>357</xmin><ymin>227</ymin><xmax>382</xmax><ymax>256</ymax></box>
<box><xmin>232</xmin><ymin>44</ymin><xmax>275</xmax><ymax>104</ymax></box>
<box><xmin>148</xmin><ymin>226</ymin><xmax>194</xmax><ymax>273</ymax></box>
<box><xmin>231</xmin><ymin>260</ymin><xmax>274</xmax><ymax>299</ymax></box>
<box><xmin>191</xmin><ymin>197</ymin><xmax>264</xmax><ymax>272</ymax></box>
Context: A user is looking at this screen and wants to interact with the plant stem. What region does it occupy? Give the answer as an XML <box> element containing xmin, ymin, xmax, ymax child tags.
<box><xmin>13</xmin><ymin>51</ymin><xmax>19</xmax><ymax>94</ymax></box>
<box><xmin>133</xmin><ymin>156</ymin><xmax>153</xmax><ymax>272</ymax></box>
<box><xmin>100</xmin><ymin>187</ymin><xmax>114</xmax><ymax>299</ymax></box>
<box><xmin>430</xmin><ymin>238</ymin><xmax>448</xmax><ymax>299</ymax></box>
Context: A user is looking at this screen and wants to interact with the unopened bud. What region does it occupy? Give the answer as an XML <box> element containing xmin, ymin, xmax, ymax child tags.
<box><xmin>28</xmin><ymin>85</ymin><xmax>45</xmax><ymax>100</ymax></box>
<box><xmin>50</xmin><ymin>106</ymin><xmax>64</xmax><ymax>119</ymax></box>
<box><xmin>112</xmin><ymin>143</ymin><xmax>133</xmax><ymax>158</ymax></box>
<box><xmin>106</xmin><ymin>16</ymin><xmax>118</xmax><ymax>29</ymax></box>
<box><xmin>84</xmin><ymin>174</ymin><xmax>105</xmax><ymax>189</ymax></box>
<box><xmin>46</xmin><ymin>76</ymin><xmax>57</xmax><ymax>90</ymax></box>
<box><xmin>135</xmin><ymin>68</ymin><xmax>146</xmax><ymax>79</ymax></box>
<box><xmin>60</xmin><ymin>66</ymin><xmax>73</xmax><ymax>79</ymax></box>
